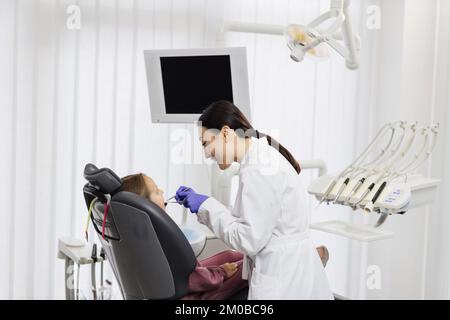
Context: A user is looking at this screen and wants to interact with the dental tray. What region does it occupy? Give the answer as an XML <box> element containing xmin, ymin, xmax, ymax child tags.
<box><xmin>311</xmin><ymin>220</ymin><xmax>394</xmax><ymax>242</ymax></box>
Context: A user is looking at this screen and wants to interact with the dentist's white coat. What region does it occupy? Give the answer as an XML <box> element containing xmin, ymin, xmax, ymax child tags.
<box><xmin>197</xmin><ymin>137</ymin><xmax>333</xmax><ymax>300</ymax></box>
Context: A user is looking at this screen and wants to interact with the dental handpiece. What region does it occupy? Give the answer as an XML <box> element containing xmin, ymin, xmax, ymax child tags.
<box><xmin>318</xmin><ymin>179</ymin><xmax>339</xmax><ymax>206</ymax></box>
<box><xmin>333</xmin><ymin>178</ymin><xmax>350</xmax><ymax>202</ymax></box>
<box><xmin>352</xmin><ymin>182</ymin><xmax>375</xmax><ymax>209</ymax></box>
<box><xmin>345</xmin><ymin>177</ymin><xmax>366</xmax><ymax>203</ymax></box>
<box><xmin>318</xmin><ymin>123</ymin><xmax>395</xmax><ymax>206</ymax></box>
<box><xmin>363</xmin><ymin>181</ymin><xmax>388</xmax><ymax>213</ymax></box>
<box><xmin>371</xmin><ymin>181</ymin><xmax>387</xmax><ymax>204</ymax></box>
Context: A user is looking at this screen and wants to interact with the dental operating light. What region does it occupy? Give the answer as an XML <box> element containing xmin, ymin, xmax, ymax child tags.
<box><xmin>224</xmin><ymin>0</ymin><xmax>360</xmax><ymax>70</ymax></box>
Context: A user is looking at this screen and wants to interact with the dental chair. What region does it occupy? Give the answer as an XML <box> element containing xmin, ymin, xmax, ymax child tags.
<box><xmin>82</xmin><ymin>163</ymin><xmax>248</xmax><ymax>300</ymax></box>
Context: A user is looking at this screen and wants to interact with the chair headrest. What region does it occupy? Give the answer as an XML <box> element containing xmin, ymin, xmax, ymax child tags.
<box><xmin>84</xmin><ymin>163</ymin><xmax>122</xmax><ymax>195</ymax></box>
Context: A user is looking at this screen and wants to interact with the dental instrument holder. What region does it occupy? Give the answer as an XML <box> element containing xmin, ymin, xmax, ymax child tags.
<box><xmin>57</xmin><ymin>237</ymin><xmax>106</xmax><ymax>300</ymax></box>
<box><xmin>307</xmin><ymin>122</ymin><xmax>440</xmax><ymax>242</ymax></box>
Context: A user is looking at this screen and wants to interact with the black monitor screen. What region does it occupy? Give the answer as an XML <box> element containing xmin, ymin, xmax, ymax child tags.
<box><xmin>160</xmin><ymin>55</ymin><xmax>234</xmax><ymax>114</ymax></box>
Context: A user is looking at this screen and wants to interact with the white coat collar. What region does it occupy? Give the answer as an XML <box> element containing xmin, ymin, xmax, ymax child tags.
<box><xmin>240</xmin><ymin>134</ymin><xmax>290</xmax><ymax>177</ymax></box>
<box><xmin>238</xmin><ymin>136</ymin><xmax>284</xmax><ymax>176</ymax></box>
<box><xmin>239</xmin><ymin>137</ymin><xmax>264</xmax><ymax>168</ymax></box>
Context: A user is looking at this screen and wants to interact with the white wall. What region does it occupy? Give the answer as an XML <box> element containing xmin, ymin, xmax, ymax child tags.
<box><xmin>1</xmin><ymin>0</ymin><xmax>448</xmax><ymax>300</ymax></box>
<box><xmin>356</xmin><ymin>0</ymin><xmax>450</xmax><ymax>299</ymax></box>
<box><xmin>0</xmin><ymin>0</ymin><xmax>221</xmax><ymax>300</ymax></box>
<box><xmin>424</xmin><ymin>0</ymin><xmax>450</xmax><ymax>300</ymax></box>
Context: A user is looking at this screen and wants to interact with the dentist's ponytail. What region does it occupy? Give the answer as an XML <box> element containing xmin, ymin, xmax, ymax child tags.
<box><xmin>199</xmin><ymin>100</ymin><xmax>301</xmax><ymax>174</ymax></box>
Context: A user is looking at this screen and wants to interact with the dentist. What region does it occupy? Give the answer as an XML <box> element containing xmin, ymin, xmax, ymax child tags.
<box><xmin>175</xmin><ymin>100</ymin><xmax>333</xmax><ymax>300</ymax></box>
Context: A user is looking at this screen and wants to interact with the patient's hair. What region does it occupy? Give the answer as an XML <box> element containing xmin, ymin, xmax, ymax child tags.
<box><xmin>199</xmin><ymin>100</ymin><xmax>301</xmax><ymax>174</ymax></box>
<box><xmin>121</xmin><ymin>173</ymin><xmax>151</xmax><ymax>198</ymax></box>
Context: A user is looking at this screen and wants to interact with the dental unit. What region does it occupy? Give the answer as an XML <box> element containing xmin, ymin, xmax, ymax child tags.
<box><xmin>308</xmin><ymin>122</ymin><xmax>440</xmax><ymax>241</ymax></box>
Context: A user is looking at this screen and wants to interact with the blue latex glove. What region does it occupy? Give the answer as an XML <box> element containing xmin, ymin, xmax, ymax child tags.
<box><xmin>175</xmin><ymin>186</ymin><xmax>209</xmax><ymax>214</ymax></box>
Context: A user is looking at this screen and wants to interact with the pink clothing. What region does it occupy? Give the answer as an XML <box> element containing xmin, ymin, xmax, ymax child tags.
<box><xmin>181</xmin><ymin>250</ymin><xmax>248</xmax><ymax>300</ymax></box>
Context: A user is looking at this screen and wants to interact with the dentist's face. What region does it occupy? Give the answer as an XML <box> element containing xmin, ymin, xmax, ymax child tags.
<box><xmin>200</xmin><ymin>126</ymin><xmax>235</xmax><ymax>170</ymax></box>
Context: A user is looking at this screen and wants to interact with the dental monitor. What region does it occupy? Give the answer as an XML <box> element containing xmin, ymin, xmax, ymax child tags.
<box><xmin>144</xmin><ymin>47</ymin><xmax>251</xmax><ymax>123</ymax></box>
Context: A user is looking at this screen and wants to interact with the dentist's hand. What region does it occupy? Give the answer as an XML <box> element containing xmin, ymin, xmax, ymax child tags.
<box><xmin>175</xmin><ymin>186</ymin><xmax>209</xmax><ymax>214</ymax></box>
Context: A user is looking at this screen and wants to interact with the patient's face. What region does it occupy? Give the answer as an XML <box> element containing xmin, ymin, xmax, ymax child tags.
<box><xmin>143</xmin><ymin>176</ymin><xmax>166</xmax><ymax>210</ymax></box>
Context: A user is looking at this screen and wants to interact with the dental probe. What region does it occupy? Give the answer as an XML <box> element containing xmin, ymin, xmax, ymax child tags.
<box><xmin>164</xmin><ymin>187</ymin><xmax>189</xmax><ymax>206</ymax></box>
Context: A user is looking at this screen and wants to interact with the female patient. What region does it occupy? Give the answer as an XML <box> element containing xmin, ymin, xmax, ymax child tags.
<box><xmin>121</xmin><ymin>173</ymin><xmax>247</xmax><ymax>300</ymax></box>
<box><xmin>121</xmin><ymin>173</ymin><xmax>329</xmax><ymax>300</ymax></box>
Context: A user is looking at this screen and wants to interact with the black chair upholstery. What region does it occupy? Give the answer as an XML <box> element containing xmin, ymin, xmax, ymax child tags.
<box><xmin>82</xmin><ymin>163</ymin><xmax>197</xmax><ymax>300</ymax></box>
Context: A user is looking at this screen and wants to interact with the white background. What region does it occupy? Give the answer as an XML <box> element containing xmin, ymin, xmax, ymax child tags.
<box><xmin>0</xmin><ymin>0</ymin><xmax>449</xmax><ymax>299</ymax></box>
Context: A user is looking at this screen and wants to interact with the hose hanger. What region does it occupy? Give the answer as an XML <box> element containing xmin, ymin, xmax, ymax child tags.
<box><xmin>338</xmin><ymin>122</ymin><xmax>406</xmax><ymax>203</ymax></box>
<box><xmin>316</xmin><ymin>122</ymin><xmax>439</xmax><ymax>218</ymax></box>
<box><xmin>318</xmin><ymin>122</ymin><xmax>396</xmax><ymax>205</ymax></box>
<box><xmin>351</xmin><ymin>121</ymin><xmax>408</xmax><ymax>178</ymax></box>
<box><xmin>308</xmin><ymin>122</ymin><xmax>440</xmax><ymax>240</ymax></box>
<box><xmin>399</xmin><ymin>125</ymin><xmax>438</xmax><ymax>174</ymax></box>
<box><xmin>346</xmin><ymin>123</ymin><xmax>398</xmax><ymax>180</ymax></box>
<box><xmin>355</xmin><ymin>124</ymin><xmax>427</xmax><ymax>212</ymax></box>
<box><xmin>362</xmin><ymin>124</ymin><xmax>438</xmax><ymax>226</ymax></box>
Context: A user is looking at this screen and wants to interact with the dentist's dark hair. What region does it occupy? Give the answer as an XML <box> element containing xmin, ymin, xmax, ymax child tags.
<box><xmin>198</xmin><ymin>100</ymin><xmax>301</xmax><ymax>174</ymax></box>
